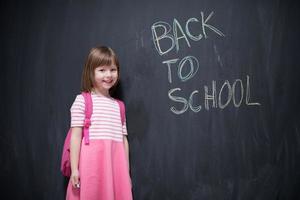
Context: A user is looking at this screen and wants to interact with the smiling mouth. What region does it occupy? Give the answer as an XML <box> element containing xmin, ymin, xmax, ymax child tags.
<box><xmin>103</xmin><ymin>80</ymin><xmax>113</xmax><ymax>84</ymax></box>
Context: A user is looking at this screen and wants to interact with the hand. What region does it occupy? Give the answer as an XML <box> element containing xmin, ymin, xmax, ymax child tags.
<box><xmin>70</xmin><ymin>169</ymin><xmax>80</xmax><ymax>189</ymax></box>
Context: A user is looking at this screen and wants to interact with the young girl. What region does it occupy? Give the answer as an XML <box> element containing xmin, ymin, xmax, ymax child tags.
<box><xmin>66</xmin><ymin>46</ymin><xmax>132</xmax><ymax>200</ymax></box>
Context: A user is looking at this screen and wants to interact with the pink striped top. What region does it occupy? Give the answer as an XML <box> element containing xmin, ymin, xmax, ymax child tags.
<box><xmin>70</xmin><ymin>94</ymin><xmax>127</xmax><ymax>142</ymax></box>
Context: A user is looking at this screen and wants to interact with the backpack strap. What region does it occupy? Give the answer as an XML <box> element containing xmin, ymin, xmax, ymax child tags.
<box><xmin>116</xmin><ymin>99</ymin><xmax>125</xmax><ymax>126</ymax></box>
<box><xmin>82</xmin><ymin>92</ymin><xmax>92</xmax><ymax>144</ymax></box>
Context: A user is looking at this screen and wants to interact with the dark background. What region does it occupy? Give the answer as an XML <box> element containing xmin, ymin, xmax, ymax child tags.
<box><xmin>1</xmin><ymin>0</ymin><xmax>300</xmax><ymax>199</ymax></box>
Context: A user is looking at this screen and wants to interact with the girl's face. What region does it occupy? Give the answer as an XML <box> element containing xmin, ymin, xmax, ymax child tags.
<box><xmin>93</xmin><ymin>64</ymin><xmax>118</xmax><ymax>94</ymax></box>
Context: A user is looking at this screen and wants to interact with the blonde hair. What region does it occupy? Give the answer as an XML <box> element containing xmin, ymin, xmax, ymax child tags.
<box><xmin>81</xmin><ymin>46</ymin><xmax>120</xmax><ymax>94</ymax></box>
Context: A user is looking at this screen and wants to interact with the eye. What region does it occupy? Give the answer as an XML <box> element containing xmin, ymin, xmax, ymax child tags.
<box><xmin>111</xmin><ymin>68</ymin><xmax>117</xmax><ymax>72</ymax></box>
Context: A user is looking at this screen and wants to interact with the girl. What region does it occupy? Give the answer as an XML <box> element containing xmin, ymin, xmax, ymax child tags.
<box><xmin>66</xmin><ymin>46</ymin><xmax>132</xmax><ymax>200</ymax></box>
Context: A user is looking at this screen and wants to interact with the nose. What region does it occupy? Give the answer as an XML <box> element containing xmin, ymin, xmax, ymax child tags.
<box><xmin>105</xmin><ymin>70</ymin><xmax>112</xmax><ymax>77</ymax></box>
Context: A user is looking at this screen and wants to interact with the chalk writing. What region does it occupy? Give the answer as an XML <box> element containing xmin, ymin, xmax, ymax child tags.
<box><xmin>151</xmin><ymin>11</ymin><xmax>261</xmax><ymax>114</ymax></box>
<box><xmin>162</xmin><ymin>56</ymin><xmax>199</xmax><ymax>83</ymax></box>
<box><xmin>169</xmin><ymin>76</ymin><xmax>260</xmax><ymax>114</ymax></box>
<box><xmin>151</xmin><ymin>12</ymin><xmax>225</xmax><ymax>55</ymax></box>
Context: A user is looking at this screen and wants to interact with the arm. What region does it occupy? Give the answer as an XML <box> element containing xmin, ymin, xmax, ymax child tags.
<box><xmin>123</xmin><ymin>135</ymin><xmax>130</xmax><ymax>170</ymax></box>
<box><xmin>70</xmin><ymin>127</ymin><xmax>82</xmax><ymax>188</ymax></box>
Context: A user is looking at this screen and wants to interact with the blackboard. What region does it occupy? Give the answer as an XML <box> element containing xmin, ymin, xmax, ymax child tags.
<box><xmin>1</xmin><ymin>0</ymin><xmax>300</xmax><ymax>199</ymax></box>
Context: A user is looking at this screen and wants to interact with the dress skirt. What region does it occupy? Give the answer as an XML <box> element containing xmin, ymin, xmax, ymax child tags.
<box><xmin>66</xmin><ymin>139</ymin><xmax>132</xmax><ymax>200</ymax></box>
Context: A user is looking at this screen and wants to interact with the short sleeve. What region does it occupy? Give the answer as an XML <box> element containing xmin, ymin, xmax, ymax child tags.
<box><xmin>121</xmin><ymin>102</ymin><xmax>128</xmax><ymax>135</ymax></box>
<box><xmin>122</xmin><ymin>118</ymin><xmax>128</xmax><ymax>135</ymax></box>
<box><xmin>70</xmin><ymin>95</ymin><xmax>85</xmax><ymax>127</ymax></box>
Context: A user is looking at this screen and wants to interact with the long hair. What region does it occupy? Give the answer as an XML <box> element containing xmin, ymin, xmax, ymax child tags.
<box><xmin>81</xmin><ymin>46</ymin><xmax>120</xmax><ymax>95</ymax></box>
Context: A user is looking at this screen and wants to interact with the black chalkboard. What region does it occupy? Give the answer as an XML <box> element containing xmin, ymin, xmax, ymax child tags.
<box><xmin>1</xmin><ymin>0</ymin><xmax>300</xmax><ymax>199</ymax></box>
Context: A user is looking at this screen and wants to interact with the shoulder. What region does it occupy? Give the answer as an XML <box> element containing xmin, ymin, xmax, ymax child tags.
<box><xmin>71</xmin><ymin>94</ymin><xmax>85</xmax><ymax>109</ymax></box>
<box><xmin>114</xmin><ymin>99</ymin><xmax>125</xmax><ymax>107</ymax></box>
<box><xmin>74</xmin><ymin>94</ymin><xmax>85</xmax><ymax>102</ymax></box>
<box><xmin>114</xmin><ymin>99</ymin><xmax>126</xmax><ymax>115</ymax></box>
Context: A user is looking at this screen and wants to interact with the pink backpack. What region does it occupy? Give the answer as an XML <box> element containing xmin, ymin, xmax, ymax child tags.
<box><xmin>60</xmin><ymin>92</ymin><xmax>126</xmax><ymax>177</ymax></box>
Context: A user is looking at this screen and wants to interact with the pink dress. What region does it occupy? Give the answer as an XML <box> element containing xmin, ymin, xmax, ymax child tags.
<box><xmin>66</xmin><ymin>94</ymin><xmax>132</xmax><ymax>200</ymax></box>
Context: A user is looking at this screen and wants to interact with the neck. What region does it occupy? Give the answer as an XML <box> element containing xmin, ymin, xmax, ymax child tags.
<box><xmin>91</xmin><ymin>88</ymin><xmax>110</xmax><ymax>97</ymax></box>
